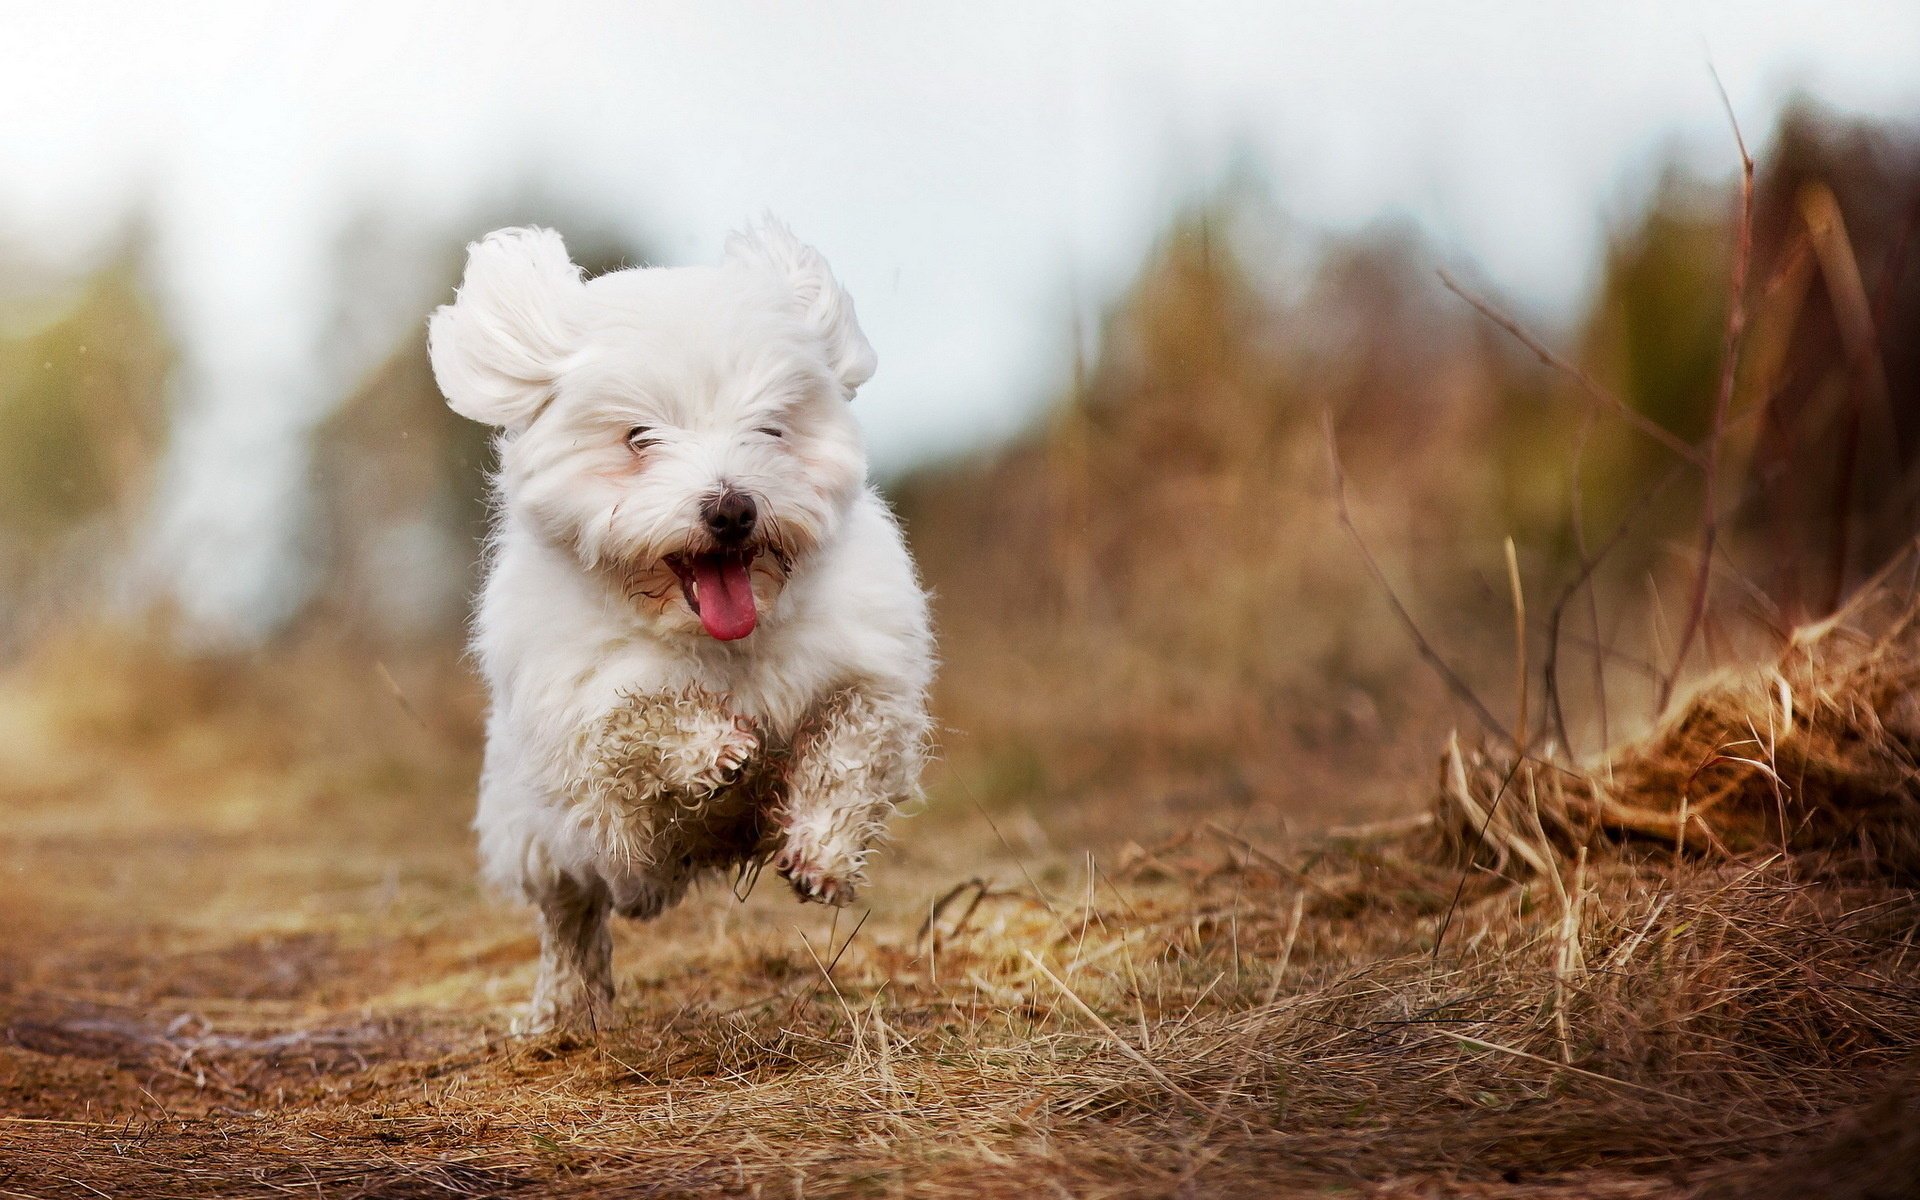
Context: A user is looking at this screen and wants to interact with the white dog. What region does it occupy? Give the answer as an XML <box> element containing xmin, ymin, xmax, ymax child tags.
<box><xmin>428</xmin><ymin>222</ymin><xmax>934</xmax><ymax>1034</ymax></box>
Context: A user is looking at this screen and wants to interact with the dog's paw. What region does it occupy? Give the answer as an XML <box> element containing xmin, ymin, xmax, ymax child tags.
<box><xmin>520</xmin><ymin>977</ymin><xmax>613</xmax><ymax>1038</ymax></box>
<box><xmin>774</xmin><ymin>843</ymin><xmax>858</xmax><ymax>907</ymax></box>
<box><xmin>586</xmin><ymin>690</ymin><xmax>761</xmax><ymax>802</ymax></box>
<box><xmin>682</xmin><ymin>713</ymin><xmax>759</xmax><ymax>796</ymax></box>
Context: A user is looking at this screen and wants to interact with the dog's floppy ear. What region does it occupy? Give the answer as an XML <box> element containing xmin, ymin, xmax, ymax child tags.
<box><xmin>428</xmin><ymin>227</ymin><xmax>584</xmax><ymax>431</ymax></box>
<box><xmin>727</xmin><ymin>218</ymin><xmax>876</xmax><ymax>398</ymax></box>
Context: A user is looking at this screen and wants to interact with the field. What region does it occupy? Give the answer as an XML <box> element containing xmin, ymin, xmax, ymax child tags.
<box><xmin>3</xmin><ymin>581</ymin><xmax>1919</xmax><ymax>1199</ymax></box>
<box><xmin>4</xmin><ymin>102</ymin><xmax>1920</xmax><ymax>1199</ymax></box>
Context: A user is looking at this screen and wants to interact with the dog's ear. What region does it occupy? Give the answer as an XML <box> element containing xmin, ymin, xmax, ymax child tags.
<box><xmin>727</xmin><ymin>219</ymin><xmax>876</xmax><ymax>398</ymax></box>
<box><xmin>428</xmin><ymin>227</ymin><xmax>584</xmax><ymax>431</ymax></box>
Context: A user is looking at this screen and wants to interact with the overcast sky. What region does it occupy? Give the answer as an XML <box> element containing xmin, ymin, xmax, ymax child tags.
<box><xmin>2</xmin><ymin>1</ymin><xmax>1917</xmax><ymax>633</ymax></box>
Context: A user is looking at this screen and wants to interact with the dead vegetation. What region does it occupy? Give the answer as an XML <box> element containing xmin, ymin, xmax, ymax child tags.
<box><xmin>2</xmin><ymin>586</ymin><xmax>1918</xmax><ymax>1197</ymax></box>
<box><xmin>4</xmin><ymin>104</ymin><xmax>1920</xmax><ymax>1197</ymax></box>
<box><xmin>1434</xmin><ymin>572</ymin><xmax>1920</xmax><ymax>881</ymax></box>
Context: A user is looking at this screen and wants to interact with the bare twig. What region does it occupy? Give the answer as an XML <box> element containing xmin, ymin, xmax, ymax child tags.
<box><xmin>1662</xmin><ymin>69</ymin><xmax>1756</xmax><ymax>713</ymax></box>
<box><xmin>915</xmin><ymin>877</ymin><xmax>991</xmax><ymax>950</ymax></box>
<box><xmin>788</xmin><ymin>909</ymin><xmax>871</xmax><ymax>1018</ymax></box>
<box><xmin>1432</xmin><ymin>748</ymin><xmax>1527</xmax><ymax>960</ymax></box>
<box><xmin>1325</xmin><ymin>412</ymin><xmax>1513</xmax><ymax>746</ymax></box>
<box><xmin>1544</xmin><ymin>459</ymin><xmax>1691</xmax><ymax>757</ymax></box>
<box><xmin>1568</xmin><ymin>415</ymin><xmax>1609</xmax><ymax>753</ymax></box>
<box><xmin>1551</xmin><ymin>845</ymin><xmax>1589</xmax><ymax>1063</ymax></box>
<box><xmin>1438</xmin><ymin>268</ymin><xmax>1703</xmax><ymax>467</ymax></box>
<box><xmin>374</xmin><ymin>661</ymin><xmax>431</xmax><ymax>732</ymax></box>
<box><xmin>1190</xmin><ymin>893</ymin><xmax>1307</xmax><ymax>1156</ymax></box>
<box><xmin>961</xmin><ymin>789</ymin><xmax>1058</xmax><ymax>919</ymax></box>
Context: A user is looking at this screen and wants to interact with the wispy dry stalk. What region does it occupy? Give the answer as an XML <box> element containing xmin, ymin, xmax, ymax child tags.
<box><xmin>1570</xmin><ymin>415</ymin><xmax>1611</xmax><ymax>751</ymax></box>
<box><xmin>1544</xmin><ymin>460</ymin><xmax>1690</xmax><ymax>758</ymax></box>
<box><xmin>1662</xmin><ymin>71</ymin><xmax>1757</xmax><ymax>714</ymax></box>
<box><xmin>1438</xmin><ymin>268</ymin><xmax>1704</xmax><ymax>468</ymax></box>
<box><xmin>1505</xmin><ymin>537</ymin><xmax>1529</xmax><ymax>753</ymax></box>
<box><xmin>1430</xmin><ymin>738</ymin><xmax>1528</xmax><ymax>959</ymax></box>
<box><xmin>1799</xmin><ymin>183</ymin><xmax>1899</xmax><ymax>613</ymax></box>
<box><xmin>1552</xmin><ymin>844</ymin><xmax>1589</xmax><ymax>1063</ymax></box>
<box><xmin>1325</xmin><ymin>411</ymin><xmax>1513</xmax><ymax>746</ymax></box>
<box><xmin>1022</xmin><ymin>949</ymin><xmax>1221</xmax><ymax>1121</ymax></box>
<box><xmin>1437</xmin><ymin>1030</ymin><xmax>1696</xmax><ymax>1106</ymax></box>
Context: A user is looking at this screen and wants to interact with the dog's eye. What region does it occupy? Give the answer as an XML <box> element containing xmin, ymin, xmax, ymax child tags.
<box><xmin>756</xmin><ymin>426</ymin><xmax>785</xmax><ymax>440</ymax></box>
<box><xmin>626</xmin><ymin>425</ymin><xmax>657</xmax><ymax>450</ymax></box>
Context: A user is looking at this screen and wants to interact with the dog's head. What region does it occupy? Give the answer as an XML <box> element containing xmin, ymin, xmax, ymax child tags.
<box><xmin>429</xmin><ymin>222</ymin><xmax>874</xmax><ymax>641</ymax></box>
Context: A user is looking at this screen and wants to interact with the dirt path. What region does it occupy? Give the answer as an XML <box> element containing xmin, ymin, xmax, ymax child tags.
<box><xmin>0</xmin><ymin>644</ymin><xmax>1313</xmax><ymax>1197</ymax></box>
<box><xmin>4</xmin><ymin>644</ymin><xmax>1913</xmax><ymax>1199</ymax></box>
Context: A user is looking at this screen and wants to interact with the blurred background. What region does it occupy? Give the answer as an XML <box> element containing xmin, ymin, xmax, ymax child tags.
<box><xmin>2</xmin><ymin>0</ymin><xmax>1919</xmax><ymax>844</ymax></box>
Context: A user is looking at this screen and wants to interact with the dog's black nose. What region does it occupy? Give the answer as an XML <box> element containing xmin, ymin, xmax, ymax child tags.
<box><xmin>702</xmin><ymin>490</ymin><xmax>758</xmax><ymax>546</ymax></box>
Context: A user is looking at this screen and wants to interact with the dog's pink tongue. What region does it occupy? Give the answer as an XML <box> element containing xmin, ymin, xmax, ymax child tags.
<box><xmin>692</xmin><ymin>556</ymin><xmax>757</xmax><ymax>640</ymax></box>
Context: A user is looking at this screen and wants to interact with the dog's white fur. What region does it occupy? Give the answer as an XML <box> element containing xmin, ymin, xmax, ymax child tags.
<box><xmin>428</xmin><ymin>221</ymin><xmax>933</xmax><ymax>1034</ymax></box>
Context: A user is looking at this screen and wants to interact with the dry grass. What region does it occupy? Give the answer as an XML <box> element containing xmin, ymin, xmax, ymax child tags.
<box><xmin>1434</xmin><ymin>570</ymin><xmax>1920</xmax><ymax>878</ymax></box>
<box><xmin>3</xmin><ymin>598</ymin><xmax>1918</xmax><ymax>1198</ymax></box>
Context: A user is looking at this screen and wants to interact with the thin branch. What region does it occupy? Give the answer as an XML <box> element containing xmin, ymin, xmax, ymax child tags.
<box><xmin>1544</xmin><ymin>459</ymin><xmax>1692</xmax><ymax>755</ymax></box>
<box><xmin>1203</xmin><ymin>822</ymin><xmax>1337</xmax><ymax>899</ymax></box>
<box><xmin>1549</xmin><ymin>403</ymin><xmax>1777</xmax><ymax>744</ymax></box>
<box><xmin>786</xmin><ymin>908</ymin><xmax>871</xmax><ymax>1018</ymax></box>
<box><xmin>1546</xmin><ymin>625</ymin><xmax>1666</xmax><ymax>681</ymax></box>
<box><xmin>1431</xmin><ymin>753</ymin><xmax>1526</xmax><ymax>960</ymax></box>
<box><xmin>1325</xmin><ymin>412</ymin><xmax>1513</xmax><ymax>747</ymax></box>
<box><xmin>1661</xmin><ymin>69</ymin><xmax>1755</xmax><ymax>712</ymax></box>
<box><xmin>1439</xmin><ymin>268</ymin><xmax>1704</xmax><ymax>468</ymax></box>
<box><xmin>1558</xmin><ymin>415</ymin><xmax>1611</xmax><ymax>754</ymax></box>
<box><xmin>1709</xmin><ymin>63</ymin><xmax>1750</xmax><ymax>173</ymax></box>
<box><xmin>1827</xmin><ymin>353</ymin><xmax>1866</xmax><ymax>615</ymax></box>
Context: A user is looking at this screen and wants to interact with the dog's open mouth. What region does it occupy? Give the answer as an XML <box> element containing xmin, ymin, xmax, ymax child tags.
<box><xmin>665</xmin><ymin>551</ymin><xmax>759</xmax><ymax>641</ymax></box>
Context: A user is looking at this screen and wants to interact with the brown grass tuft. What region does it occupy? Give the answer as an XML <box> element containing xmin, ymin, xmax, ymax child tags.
<box><xmin>1433</xmin><ymin>578</ymin><xmax>1920</xmax><ymax>881</ymax></box>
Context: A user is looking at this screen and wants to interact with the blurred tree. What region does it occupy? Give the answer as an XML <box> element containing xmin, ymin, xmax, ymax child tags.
<box><xmin>1554</xmin><ymin>101</ymin><xmax>1920</xmax><ymax>624</ymax></box>
<box><xmin>1582</xmin><ymin>165</ymin><xmax>1732</xmax><ymax>449</ymax></box>
<box><xmin>0</xmin><ymin>244</ymin><xmax>171</xmax><ymax>643</ymax></box>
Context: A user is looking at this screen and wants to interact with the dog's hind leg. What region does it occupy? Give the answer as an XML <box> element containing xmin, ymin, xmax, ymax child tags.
<box><xmin>775</xmin><ymin>688</ymin><xmax>926</xmax><ymax>906</ymax></box>
<box><xmin>524</xmin><ymin>870</ymin><xmax>614</xmax><ymax>1035</ymax></box>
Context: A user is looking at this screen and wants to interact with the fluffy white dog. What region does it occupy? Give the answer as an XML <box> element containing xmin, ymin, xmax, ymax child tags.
<box><xmin>428</xmin><ymin>222</ymin><xmax>934</xmax><ymax>1034</ymax></box>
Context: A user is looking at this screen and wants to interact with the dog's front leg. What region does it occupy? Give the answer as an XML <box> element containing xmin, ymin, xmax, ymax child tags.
<box><xmin>775</xmin><ymin>689</ymin><xmax>924</xmax><ymax>906</ymax></box>
<box><xmin>524</xmin><ymin>870</ymin><xmax>613</xmax><ymax>1035</ymax></box>
<box><xmin>566</xmin><ymin>687</ymin><xmax>760</xmax><ymax>872</ymax></box>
